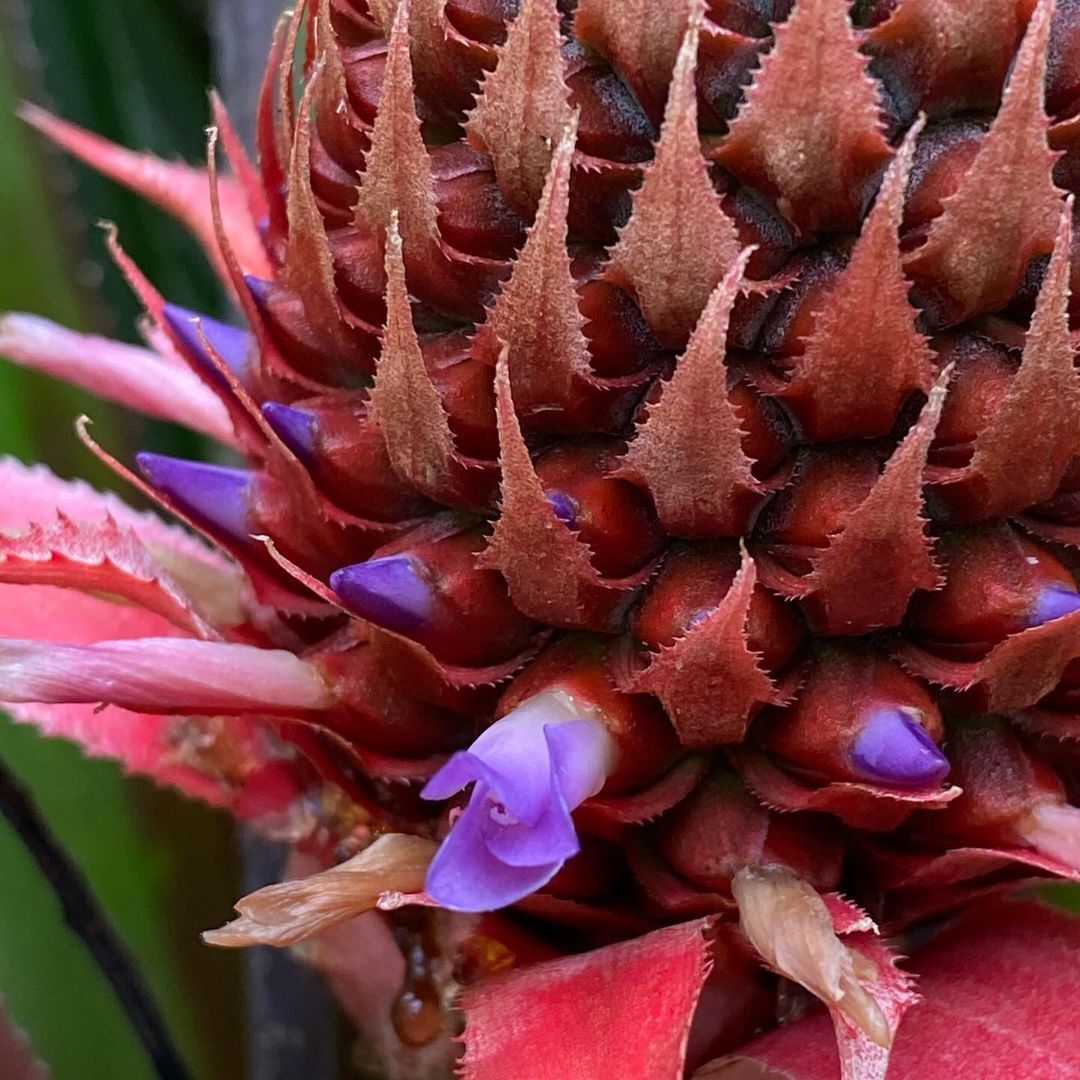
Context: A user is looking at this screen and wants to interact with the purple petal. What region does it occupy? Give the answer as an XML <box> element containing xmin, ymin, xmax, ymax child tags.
<box><xmin>481</xmin><ymin>788</ymin><xmax>580</xmax><ymax>867</ymax></box>
<box><xmin>851</xmin><ymin>708</ymin><xmax>950</xmax><ymax>788</ymax></box>
<box><xmin>262</xmin><ymin>402</ymin><xmax>318</xmax><ymax>461</ymax></box>
<box><xmin>545</xmin><ymin>716</ymin><xmax>615</xmax><ymax>808</ymax></box>
<box><xmin>546</xmin><ymin>490</ymin><xmax>579</xmax><ymax>527</ymax></box>
<box><xmin>330</xmin><ymin>555</ymin><xmax>434</xmax><ymax>637</ymax></box>
<box><xmin>424</xmin><ymin>786</ymin><xmax>563</xmax><ymax>912</ymax></box>
<box><xmin>1028</xmin><ymin>584</ymin><xmax>1080</xmax><ymax>627</ymax></box>
<box><xmin>136</xmin><ymin>453</ymin><xmax>254</xmax><ymax>542</ymax></box>
<box><xmin>162</xmin><ymin>303</ymin><xmax>252</xmax><ymax>386</ymax></box>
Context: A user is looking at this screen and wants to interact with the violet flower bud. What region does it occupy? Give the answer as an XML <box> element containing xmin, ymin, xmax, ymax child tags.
<box><xmin>420</xmin><ymin>690</ymin><xmax>614</xmax><ymax>911</ymax></box>
<box><xmin>162</xmin><ymin>303</ymin><xmax>253</xmax><ymax>387</ymax></box>
<box><xmin>136</xmin><ymin>452</ymin><xmax>254</xmax><ymax>543</ymax></box>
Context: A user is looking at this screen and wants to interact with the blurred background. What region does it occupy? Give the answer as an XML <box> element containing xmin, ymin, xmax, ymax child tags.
<box><xmin>0</xmin><ymin>0</ymin><xmax>302</xmax><ymax>1075</ymax></box>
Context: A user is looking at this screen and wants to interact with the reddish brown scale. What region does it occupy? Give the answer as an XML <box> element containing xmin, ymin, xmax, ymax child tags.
<box><xmin>719</xmin><ymin>185</ymin><xmax>795</xmax><ymax>281</ymax></box>
<box><xmin>632</xmin><ymin>542</ymin><xmax>804</xmax><ymax>674</ymax></box>
<box><xmin>309</xmin><ymin>133</ymin><xmax>363</xmax><ymax>224</ymax></box>
<box><xmin>908</xmin><ymin>716</ymin><xmax>1066</xmax><ymax>848</ymax></box>
<box><xmin>432</xmin><ymin>144</ymin><xmax>528</xmax><ymax>261</ymax></box>
<box><xmin>1029</xmin><ymin>456</ymin><xmax>1080</xmax><ymax>526</ymax></box>
<box><xmin>706</xmin><ymin>0</ymin><xmax>793</xmax><ymax>38</ymax></box>
<box><xmin>364</xmin><ymin>525</ymin><xmax>538</xmax><ymax>667</ymax></box>
<box><xmin>497</xmin><ymin>635</ymin><xmax>682</xmax><ymax>794</ymax></box>
<box><xmin>754</xmin><ymin>646</ymin><xmax>945</xmax><ymax>787</ymax></box>
<box><xmin>928</xmin><ymin>336</ymin><xmax>1016</xmax><ymax>469</ymax></box>
<box><xmin>422</xmin><ymin>330</ymin><xmax>499</xmax><ymax>460</ymax></box>
<box><xmin>563</xmin><ymin>41</ymin><xmax>658</xmax><ymax>165</ymax></box>
<box><xmin>865</xmin><ymin>0</ymin><xmax>1034</xmax><ymax>122</ymax></box>
<box><xmin>754</xmin><ymin>247</ymin><xmax>846</xmax><ymax>358</ymax></box>
<box><xmin>532</xmin><ymin>440</ymin><xmax>666</xmax><ymax>579</ymax></box>
<box><xmin>1048</xmin><ymin>0</ymin><xmax>1080</xmax><ymax>120</ymax></box>
<box><xmin>445</xmin><ymin>0</ymin><xmax>519</xmax><ymax>44</ymax></box>
<box><xmin>342</xmin><ymin>40</ymin><xmax>390</xmax><ymax>126</ymax></box>
<box><xmin>289</xmin><ymin>395</ymin><xmax>436</xmax><ymax>521</ymax></box>
<box><xmin>907</xmin><ymin>525</ymin><xmax>1078</xmax><ymax>661</ymax></box>
<box><xmin>756</xmin><ymin>448</ymin><xmax>882</xmax><ymax>575</ymax></box>
<box><xmin>577</xmin><ymin>280</ymin><xmax>667</xmax><ymax>379</ymax></box>
<box><xmin>695</xmin><ymin>22</ymin><xmax>766</xmax><ymax>134</ymax></box>
<box><xmin>901</xmin><ymin>121</ymin><xmax>986</xmax><ymax>250</ymax></box>
<box><xmin>329</xmin><ymin>226</ymin><xmax>389</xmax><ymax>328</ymax></box>
<box><xmin>314</xmin><ymin>630</ymin><xmax>477</xmax><ymax>755</ymax></box>
<box><xmin>248</xmin><ymin>277</ymin><xmax>379</xmax><ymax>382</ymax></box>
<box><xmin>655</xmin><ymin>765</ymin><xmax>843</xmax><ymax>894</ymax></box>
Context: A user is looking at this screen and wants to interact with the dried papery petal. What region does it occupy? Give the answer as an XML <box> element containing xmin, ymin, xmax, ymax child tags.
<box><xmin>904</xmin><ymin>0</ymin><xmax>1062</xmax><ymax>326</ymax></box>
<box><xmin>769</xmin><ymin>121</ymin><xmax>935</xmax><ymax>442</ymax></box>
<box><xmin>573</xmin><ymin>0</ymin><xmax>697</xmax><ymax>124</ymax></box>
<box><xmin>605</xmin><ymin>13</ymin><xmax>742</xmax><ymax>348</ymax></box>
<box><xmin>1014</xmin><ymin>801</ymin><xmax>1080</xmax><ymax>871</ymax></box>
<box><xmin>464</xmin><ymin>0</ymin><xmax>572</xmax><ymax>215</ymax></box>
<box><xmin>19</xmin><ymin>104</ymin><xmax>271</xmax><ymax>282</ymax></box>
<box><xmin>460</xmin><ymin>919</ymin><xmax>712</xmax><ymax>1080</ymax></box>
<box><xmin>369</xmin><ymin>216</ymin><xmax>496</xmax><ymax>511</ymax></box>
<box><xmin>716</xmin><ymin>0</ymin><xmax>893</xmax><ymax>234</ymax></box>
<box><xmin>0</xmin><ymin>314</ymin><xmax>237</xmax><ymax>446</ymax></box>
<box><xmin>204</xmin><ymin>834</ymin><xmax>437</xmax><ymax>946</ymax></box>
<box><xmin>618</xmin><ymin>250</ymin><xmax>764</xmax><ymax>538</ymax></box>
<box><xmin>931</xmin><ymin>202</ymin><xmax>1080</xmax><ymax>520</ymax></box>
<box><xmin>0</xmin><ymin>637</ymin><xmax>332</xmax><ymax>714</ymax></box>
<box><xmin>732</xmin><ymin>868</ymin><xmax>893</xmax><ymax>1053</ymax></box>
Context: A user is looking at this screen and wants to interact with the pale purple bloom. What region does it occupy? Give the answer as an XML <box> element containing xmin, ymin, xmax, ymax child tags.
<box><xmin>420</xmin><ymin>690</ymin><xmax>614</xmax><ymax>912</ymax></box>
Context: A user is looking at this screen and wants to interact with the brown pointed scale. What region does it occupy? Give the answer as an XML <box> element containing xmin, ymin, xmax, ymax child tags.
<box><xmin>353</xmin><ymin>0</ymin><xmax>441</xmax><ymax>254</ymax></box>
<box><xmin>369</xmin><ymin>217</ymin><xmax>497</xmax><ymax>511</ymax></box>
<box><xmin>605</xmin><ymin>15</ymin><xmax>742</xmax><ymax>348</ymax></box>
<box><xmin>714</xmin><ymin>0</ymin><xmax>893</xmax><ymax>235</ymax></box>
<box><xmin>573</xmin><ymin>0</ymin><xmax>697</xmax><ymax>126</ymax></box>
<box><xmin>617</xmin><ymin>250</ymin><xmax>765</xmax><ymax>538</ymax></box>
<box><xmin>282</xmin><ymin>64</ymin><xmax>366</xmax><ymax>365</ymax></box>
<box><xmin>464</xmin><ymin>0</ymin><xmax>573</xmax><ymax>217</ymax></box>
<box><xmin>479</xmin><ymin>354</ymin><xmax>638</xmax><ymax>631</ymax></box>
<box><xmin>932</xmin><ymin>202</ymin><xmax>1080</xmax><ymax>521</ymax></box>
<box><xmin>904</xmin><ymin>0</ymin><xmax>1063</xmax><ymax>327</ymax></box>
<box><xmin>866</xmin><ymin>0</ymin><xmax>1034</xmax><ymax>118</ymax></box>
<box><xmin>477</xmin><ymin>118</ymin><xmax>609</xmax><ymax>427</ymax></box>
<box><xmin>772</xmin><ymin>121</ymin><xmax>936</xmax><ymax>442</ymax></box>
<box><xmin>792</xmin><ymin>367</ymin><xmax>949</xmax><ymax>636</ymax></box>
<box><xmin>630</xmin><ymin>548</ymin><xmax>786</xmax><ymax>747</ymax></box>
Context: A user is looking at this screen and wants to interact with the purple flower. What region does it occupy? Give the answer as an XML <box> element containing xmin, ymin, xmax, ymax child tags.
<box><xmin>420</xmin><ymin>690</ymin><xmax>614</xmax><ymax>912</ymax></box>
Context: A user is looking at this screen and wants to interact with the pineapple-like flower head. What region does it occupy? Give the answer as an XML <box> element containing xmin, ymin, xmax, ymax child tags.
<box><xmin>4</xmin><ymin>0</ymin><xmax>1080</xmax><ymax>1076</ymax></box>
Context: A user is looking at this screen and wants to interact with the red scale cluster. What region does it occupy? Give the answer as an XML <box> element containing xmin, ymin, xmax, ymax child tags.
<box><xmin>13</xmin><ymin>0</ymin><xmax>1080</xmax><ymax>1072</ymax></box>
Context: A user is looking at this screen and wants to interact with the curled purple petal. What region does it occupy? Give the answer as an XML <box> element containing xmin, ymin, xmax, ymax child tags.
<box><xmin>421</xmin><ymin>690</ymin><xmax>615</xmax><ymax>911</ymax></box>
<box><xmin>424</xmin><ymin>784</ymin><xmax>564</xmax><ymax>912</ymax></box>
<box><xmin>850</xmin><ymin>707</ymin><xmax>950</xmax><ymax>788</ymax></box>
<box><xmin>546</xmin><ymin>490</ymin><xmax>579</xmax><ymax>527</ymax></box>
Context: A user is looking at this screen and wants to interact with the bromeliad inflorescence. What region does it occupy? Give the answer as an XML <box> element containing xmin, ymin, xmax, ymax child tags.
<box><xmin>2</xmin><ymin>0</ymin><xmax>1080</xmax><ymax>1077</ymax></box>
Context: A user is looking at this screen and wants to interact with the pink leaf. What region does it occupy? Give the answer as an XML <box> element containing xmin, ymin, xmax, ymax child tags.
<box><xmin>460</xmin><ymin>919</ymin><xmax>712</xmax><ymax>1080</ymax></box>
<box><xmin>0</xmin><ymin>314</ymin><xmax>237</xmax><ymax>445</ymax></box>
